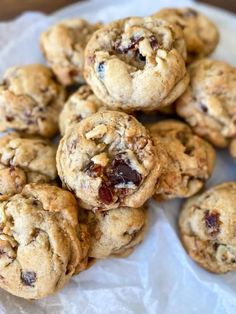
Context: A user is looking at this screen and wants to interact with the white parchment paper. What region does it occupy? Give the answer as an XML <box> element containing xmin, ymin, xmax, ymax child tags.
<box><xmin>0</xmin><ymin>0</ymin><xmax>236</xmax><ymax>313</ymax></box>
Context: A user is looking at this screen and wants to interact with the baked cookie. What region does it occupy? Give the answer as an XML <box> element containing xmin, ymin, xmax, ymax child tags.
<box><xmin>149</xmin><ymin>120</ymin><xmax>215</xmax><ymax>200</ymax></box>
<box><xmin>57</xmin><ymin>111</ymin><xmax>161</xmax><ymax>210</ymax></box>
<box><xmin>0</xmin><ymin>132</ymin><xmax>57</xmax><ymax>196</ymax></box>
<box><xmin>81</xmin><ymin>206</ymin><xmax>147</xmax><ymax>259</ymax></box>
<box><xmin>84</xmin><ymin>16</ymin><xmax>189</xmax><ymax>112</ymax></box>
<box><xmin>154</xmin><ymin>7</ymin><xmax>219</xmax><ymax>63</ymax></box>
<box><xmin>0</xmin><ymin>183</ymin><xmax>89</xmax><ymax>299</ymax></box>
<box><xmin>59</xmin><ymin>85</ymin><xmax>104</xmax><ymax>135</ymax></box>
<box><xmin>0</xmin><ymin>64</ymin><xmax>65</xmax><ymax>138</ymax></box>
<box><xmin>40</xmin><ymin>19</ymin><xmax>101</xmax><ymax>86</ymax></box>
<box><xmin>176</xmin><ymin>59</ymin><xmax>236</xmax><ymax>148</ymax></box>
<box><xmin>179</xmin><ymin>182</ymin><xmax>236</xmax><ymax>273</ymax></box>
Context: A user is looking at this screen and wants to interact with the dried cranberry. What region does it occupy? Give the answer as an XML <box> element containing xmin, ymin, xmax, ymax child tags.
<box><xmin>204</xmin><ymin>210</ymin><xmax>221</xmax><ymax>235</ymax></box>
<box><xmin>106</xmin><ymin>155</ymin><xmax>141</xmax><ymax>186</ymax></box>
<box><xmin>99</xmin><ymin>183</ymin><xmax>113</xmax><ymax>205</ymax></box>
<box><xmin>21</xmin><ymin>271</ymin><xmax>36</xmax><ymax>287</ymax></box>
<box><xmin>85</xmin><ymin>161</ymin><xmax>103</xmax><ymax>177</ymax></box>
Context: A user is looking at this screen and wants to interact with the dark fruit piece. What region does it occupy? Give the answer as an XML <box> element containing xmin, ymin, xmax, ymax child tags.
<box><xmin>85</xmin><ymin>161</ymin><xmax>103</xmax><ymax>178</ymax></box>
<box><xmin>204</xmin><ymin>210</ymin><xmax>221</xmax><ymax>236</ymax></box>
<box><xmin>99</xmin><ymin>183</ymin><xmax>113</xmax><ymax>205</ymax></box>
<box><xmin>21</xmin><ymin>271</ymin><xmax>36</xmax><ymax>287</ymax></box>
<box><xmin>106</xmin><ymin>155</ymin><xmax>142</xmax><ymax>186</ymax></box>
<box><xmin>149</xmin><ymin>35</ymin><xmax>158</xmax><ymax>50</ymax></box>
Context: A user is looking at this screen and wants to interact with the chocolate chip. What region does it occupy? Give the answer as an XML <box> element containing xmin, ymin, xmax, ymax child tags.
<box><xmin>137</xmin><ymin>53</ymin><xmax>146</xmax><ymax>62</ymax></box>
<box><xmin>184</xmin><ymin>146</ymin><xmax>195</xmax><ymax>155</ymax></box>
<box><xmin>6</xmin><ymin>116</ymin><xmax>14</xmax><ymax>122</ymax></box>
<box><xmin>200</xmin><ymin>103</ymin><xmax>208</xmax><ymax>113</ymax></box>
<box><xmin>149</xmin><ymin>35</ymin><xmax>158</xmax><ymax>50</ymax></box>
<box><xmin>106</xmin><ymin>154</ymin><xmax>142</xmax><ymax>187</ymax></box>
<box><xmin>97</xmin><ymin>62</ymin><xmax>105</xmax><ymax>79</ymax></box>
<box><xmin>204</xmin><ymin>210</ymin><xmax>221</xmax><ymax>236</ymax></box>
<box><xmin>176</xmin><ymin>131</ymin><xmax>189</xmax><ymax>146</ymax></box>
<box><xmin>98</xmin><ymin>183</ymin><xmax>113</xmax><ymax>205</ymax></box>
<box><xmin>69</xmin><ymin>69</ymin><xmax>79</xmax><ymax>78</ymax></box>
<box><xmin>21</xmin><ymin>271</ymin><xmax>36</xmax><ymax>287</ymax></box>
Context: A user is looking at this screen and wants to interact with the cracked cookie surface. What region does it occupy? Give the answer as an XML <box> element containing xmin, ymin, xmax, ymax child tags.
<box><xmin>57</xmin><ymin>111</ymin><xmax>161</xmax><ymax>210</ymax></box>
<box><xmin>59</xmin><ymin>85</ymin><xmax>104</xmax><ymax>135</ymax></box>
<box><xmin>0</xmin><ymin>132</ymin><xmax>57</xmax><ymax>196</ymax></box>
<box><xmin>84</xmin><ymin>16</ymin><xmax>189</xmax><ymax>112</ymax></box>
<box><xmin>81</xmin><ymin>206</ymin><xmax>147</xmax><ymax>259</ymax></box>
<box><xmin>0</xmin><ymin>183</ymin><xmax>89</xmax><ymax>299</ymax></box>
<box><xmin>176</xmin><ymin>59</ymin><xmax>236</xmax><ymax>147</ymax></box>
<box><xmin>40</xmin><ymin>19</ymin><xmax>101</xmax><ymax>86</ymax></box>
<box><xmin>149</xmin><ymin>120</ymin><xmax>215</xmax><ymax>200</ymax></box>
<box><xmin>0</xmin><ymin>64</ymin><xmax>65</xmax><ymax>138</ymax></box>
<box><xmin>154</xmin><ymin>7</ymin><xmax>219</xmax><ymax>63</ymax></box>
<box><xmin>179</xmin><ymin>182</ymin><xmax>236</xmax><ymax>273</ymax></box>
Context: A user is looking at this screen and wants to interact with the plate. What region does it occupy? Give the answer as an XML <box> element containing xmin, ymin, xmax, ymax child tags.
<box><xmin>0</xmin><ymin>0</ymin><xmax>236</xmax><ymax>313</ymax></box>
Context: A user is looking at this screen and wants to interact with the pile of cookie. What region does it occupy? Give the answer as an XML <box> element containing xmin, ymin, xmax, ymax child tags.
<box><xmin>0</xmin><ymin>7</ymin><xmax>235</xmax><ymax>300</ymax></box>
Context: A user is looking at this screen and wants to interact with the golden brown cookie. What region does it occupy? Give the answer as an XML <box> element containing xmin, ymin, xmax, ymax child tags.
<box><xmin>176</xmin><ymin>59</ymin><xmax>236</xmax><ymax>148</ymax></box>
<box><xmin>40</xmin><ymin>19</ymin><xmax>101</xmax><ymax>86</ymax></box>
<box><xmin>179</xmin><ymin>182</ymin><xmax>236</xmax><ymax>273</ymax></box>
<box><xmin>0</xmin><ymin>183</ymin><xmax>89</xmax><ymax>299</ymax></box>
<box><xmin>81</xmin><ymin>206</ymin><xmax>147</xmax><ymax>259</ymax></box>
<box><xmin>57</xmin><ymin>111</ymin><xmax>162</xmax><ymax>210</ymax></box>
<box><xmin>84</xmin><ymin>16</ymin><xmax>189</xmax><ymax>112</ymax></box>
<box><xmin>0</xmin><ymin>132</ymin><xmax>57</xmax><ymax>196</ymax></box>
<box><xmin>149</xmin><ymin>120</ymin><xmax>215</xmax><ymax>200</ymax></box>
<box><xmin>0</xmin><ymin>64</ymin><xmax>65</xmax><ymax>138</ymax></box>
<box><xmin>59</xmin><ymin>85</ymin><xmax>104</xmax><ymax>135</ymax></box>
<box><xmin>154</xmin><ymin>7</ymin><xmax>219</xmax><ymax>63</ymax></box>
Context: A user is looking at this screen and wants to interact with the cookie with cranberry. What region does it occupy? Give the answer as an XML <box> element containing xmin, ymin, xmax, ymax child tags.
<box><xmin>59</xmin><ymin>85</ymin><xmax>104</xmax><ymax>135</ymax></box>
<box><xmin>57</xmin><ymin>111</ymin><xmax>162</xmax><ymax>210</ymax></box>
<box><xmin>176</xmin><ymin>59</ymin><xmax>236</xmax><ymax>148</ymax></box>
<box><xmin>179</xmin><ymin>182</ymin><xmax>236</xmax><ymax>273</ymax></box>
<box><xmin>0</xmin><ymin>132</ymin><xmax>57</xmax><ymax>196</ymax></box>
<box><xmin>84</xmin><ymin>16</ymin><xmax>189</xmax><ymax>112</ymax></box>
<box><xmin>154</xmin><ymin>8</ymin><xmax>219</xmax><ymax>63</ymax></box>
<box><xmin>0</xmin><ymin>183</ymin><xmax>89</xmax><ymax>299</ymax></box>
<box><xmin>81</xmin><ymin>206</ymin><xmax>147</xmax><ymax>258</ymax></box>
<box><xmin>149</xmin><ymin>120</ymin><xmax>215</xmax><ymax>200</ymax></box>
<box><xmin>40</xmin><ymin>19</ymin><xmax>101</xmax><ymax>86</ymax></box>
<box><xmin>0</xmin><ymin>64</ymin><xmax>65</xmax><ymax>137</ymax></box>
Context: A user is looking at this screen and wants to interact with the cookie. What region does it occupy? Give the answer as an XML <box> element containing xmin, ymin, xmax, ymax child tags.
<box><xmin>57</xmin><ymin>111</ymin><xmax>161</xmax><ymax>210</ymax></box>
<box><xmin>149</xmin><ymin>120</ymin><xmax>215</xmax><ymax>200</ymax></box>
<box><xmin>81</xmin><ymin>206</ymin><xmax>147</xmax><ymax>259</ymax></box>
<box><xmin>229</xmin><ymin>139</ymin><xmax>236</xmax><ymax>161</ymax></box>
<box><xmin>40</xmin><ymin>19</ymin><xmax>101</xmax><ymax>86</ymax></box>
<box><xmin>176</xmin><ymin>59</ymin><xmax>236</xmax><ymax>147</ymax></box>
<box><xmin>0</xmin><ymin>132</ymin><xmax>57</xmax><ymax>196</ymax></box>
<box><xmin>59</xmin><ymin>85</ymin><xmax>104</xmax><ymax>135</ymax></box>
<box><xmin>179</xmin><ymin>182</ymin><xmax>236</xmax><ymax>273</ymax></box>
<box><xmin>154</xmin><ymin>7</ymin><xmax>219</xmax><ymax>63</ymax></box>
<box><xmin>84</xmin><ymin>16</ymin><xmax>189</xmax><ymax>112</ymax></box>
<box><xmin>0</xmin><ymin>64</ymin><xmax>65</xmax><ymax>138</ymax></box>
<box><xmin>0</xmin><ymin>183</ymin><xmax>89</xmax><ymax>299</ymax></box>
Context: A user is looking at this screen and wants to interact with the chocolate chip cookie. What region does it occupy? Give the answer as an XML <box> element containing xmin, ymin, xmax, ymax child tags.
<box><xmin>179</xmin><ymin>182</ymin><xmax>236</xmax><ymax>273</ymax></box>
<box><xmin>176</xmin><ymin>59</ymin><xmax>236</xmax><ymax>147</ymax></box>
<box><xmin>59</xmin><ymin>85</ymin><xmax>104</xmax><ymax>135</ymax></box>
<box><xmin>40</xmin><ymin>19</ymin><xmax>101</xmax><ymax>86</ymax></box>
<box><xmin>81</xmin><ymin>206</ymin><xmax>147</xmax><ymax>259</ymax></box>
<box><xmin>149</xmin><ymin>120</ymin><xmax>215</xmax><ymax>200</ymax></box>
<box><xmin>0</xmin><ymin>64</ymin><xmax>65</xmax><ymax>138</ymax></box>
<box><xmin>84</xmin><ymin>16</ymin><xmax>189</xmax><ymax>112</ymax></box>
<box><xmin>57</xmin><ymin>111</ymin><xmax>161</xmax><ymax>210</ymax></box>
<box><xmin>0</xmin><ymin>132</ymin><xmax>57</xmax><ymax>196</ymax></box>
<box><xmin>0</xmin><ymin>183</ymin><xmax>89</xmax><ymax>299</ymax></box>
<box><xmin>154</xmin><ymin>7</ymin><xmax>219</xmax><ymax>63</ymax></box>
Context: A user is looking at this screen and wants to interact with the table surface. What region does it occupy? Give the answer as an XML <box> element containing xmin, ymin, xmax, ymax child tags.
<box><xmin>0</xmin><ymin>0</ymin><xmax>235</xmax><ymax>20</ymax></box>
